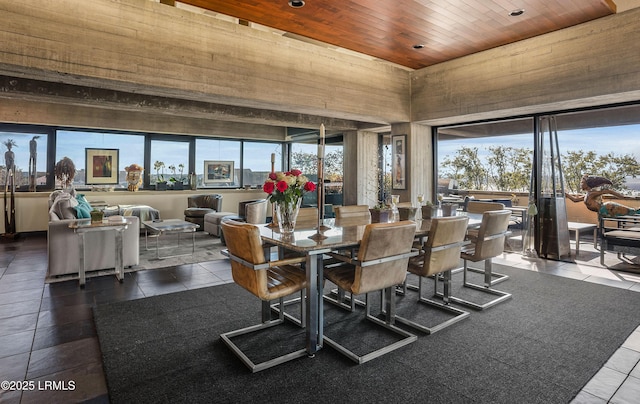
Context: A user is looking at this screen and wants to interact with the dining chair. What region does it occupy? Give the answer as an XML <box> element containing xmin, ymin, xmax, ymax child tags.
<box><xmin>271</xmin><ymin>207</ymin><xmax>318</xmax><ymax>228</ymax></box>
<box><xmin>466</xmin><ymin>200</ymin><xmax>505</xmax><ymax>214</ymax></box>
<box><xmin>220</xmin><ymin>220</ymin><xmax>308</xmax><ymax>372</ymax></box>
<box><xmin>446</xmin><ymin>209</ymin><xmax>512</xmax><ymax>310</ymax></box>
<box><xmin>395</xmin><ymin>216</ymin><xmax>470</xmax><ymax>334</ymax></box>
<box><xmin>323</xmin><ymin>221</ymin><xmax>418</xmax><ymax>364</ymax></box>
<box><xmin>296</xmin><ymin>207</ymin><xmax>319</xmax><ymax>227</ymax></box>
<box><xmin>464</xmin><ymin>201</ymin><xmax>510</xmax><ymax>286</ymax></box>
<box><xmin>334</xmin><ymin>205</ymin><xmax>371</xmax><ymax>224</ymax></box>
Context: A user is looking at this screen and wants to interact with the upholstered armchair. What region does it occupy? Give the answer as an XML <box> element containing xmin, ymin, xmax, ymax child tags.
<box><xmin>184</xmin><ymin>194</ymin><xmax>223</xmax><ymax>229</ymax></box>
<box><xmin>238</xmin><ymin>199</ymin><xmax>268</xmax><ymax>224</ymax></box>
<box><xmin>323</xmin><ymin>221</ymin><xmax>418</xmax><ymax>364</ymax></box>
<box><xmin>220</xmin><ymin>221</ymin><xmax>308</xmax><ymax>372</ymax></box>
<box><xmin>216</xmin><ymin>199</ymin><xmax>268</xmax><ymax>245</ymax></box>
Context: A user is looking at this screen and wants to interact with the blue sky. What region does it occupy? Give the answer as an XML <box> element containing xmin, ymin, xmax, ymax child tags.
<box><xmin>3</xmin><ymin>125</ymin><xmax>638</xmax><ymax>179</ymax></box>
<box><xmin>438</xmin><ymin>125</ymin><xmax>640</xmax><ymax>162</ymax></box>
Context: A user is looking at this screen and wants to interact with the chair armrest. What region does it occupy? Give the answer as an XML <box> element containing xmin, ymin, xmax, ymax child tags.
<box><xmin>429</xmin><ymin>239</ymin><xmax>470</xmax><ymax>252</ymax></box>
<box><xmin>328</xmin><ymin>249</ymin><xmax>418</xmax><ymax>267</ymax></box>
<box><xmin>222</xmin><ymin>249</ymin><xmax>306</xmax><ymax>270</ymax></box>
<box><xmin>479</xmin><ymin>230</ymin><xmax>512</xmax><ymax>243</ymax></box>
<box><xmin>327</xmin><ymin>251</ymin><xmax>356</xmax><ymax>265</ymax></box>
<box><xmin>268</xmin><ymin>256</ymin><xmax>307</xmax><ymax>267</ymax></box>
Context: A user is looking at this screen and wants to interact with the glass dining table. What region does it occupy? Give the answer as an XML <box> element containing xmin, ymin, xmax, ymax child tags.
<box><xmin>257</xmin><ymin>212</ymin><xmax>482</xmax><ymax>356</ymax></box>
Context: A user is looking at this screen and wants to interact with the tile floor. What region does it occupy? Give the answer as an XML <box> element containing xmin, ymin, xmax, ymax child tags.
<box><xmin>0</xmin><ymin>232</ymin><xmax>639</xmax><ymax>403</ymax></box>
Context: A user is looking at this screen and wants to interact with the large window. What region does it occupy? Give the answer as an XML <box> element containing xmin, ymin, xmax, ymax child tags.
<box><xmin>291</xmin><ymin>138</ymin><xmax>344</xmax><ymax>208</ymax></box>
<box><xmin>195</xmin><ymin>138</ymin><xmax>241</xmax><ymax>188</ymax></box>
<box><xmin>56</xmin><ymin>130</ymin><xmax>144</xmax><ymax>188</ymax></box>
<box><xmin>554</xmin><ymin>106</ymin><xmax>640</xmax><ymax>195</ymax></box>
<box><xmin>1</xmin><ymin>129</ymin><xmax>49</xmax><ymax>189</ymax></box>
<box><xmin>437</xmin><ymin>105</ymin><xmax>640</xmax><ymax>198</ymax></box>
<box><xmin>380</xmin><ymin>134</ymin><xmax>393</xmax><ymax>204</ymax></box>
<box><xmin>437</xmin><ymin>118</ymin><xmax>534</xmax><ymax>197</ymax></box>
<box><xmin>242</xmin><ymin>142</ymin><xmax>283</xmax><ymax>187</ymax></box>
<box><xmin>149</xmin><ymin>138</ymin><xmax>190</xmax><ymax>188</ymax></box>
<box><xmin>436</xmin><ymin>105</ymin><xmax>640</xmax><ymax>259</ymax></box>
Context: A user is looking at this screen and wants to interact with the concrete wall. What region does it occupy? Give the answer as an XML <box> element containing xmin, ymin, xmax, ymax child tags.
<box><xmin>411</xmin><ymin>8</ymin><xmax>640</xmax><ymax>126</ymax></box>
<box><xmin>0</xmin><ymin>0</ymin><xmax>411</xmax><ymax>130</ymax></box>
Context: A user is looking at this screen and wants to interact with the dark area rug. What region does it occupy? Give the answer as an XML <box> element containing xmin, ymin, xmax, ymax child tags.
<box><xmin>93</xmin><ymin>265</ymin><xmax>640</xmax><ymax>404</ymax></box>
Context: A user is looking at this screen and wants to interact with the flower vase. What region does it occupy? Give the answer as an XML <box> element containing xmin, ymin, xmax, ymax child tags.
<box><xmin>275</xmin><ymin>198</ymin><xmax>302</xmax><ymax>234</ymax></box>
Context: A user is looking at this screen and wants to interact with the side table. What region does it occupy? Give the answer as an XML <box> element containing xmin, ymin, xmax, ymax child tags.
<box><xmin>567</xmin><ymin>221</ymin><xmax>598</xmax><ymax>254</ymax></box>
<box><xmin>69</xmin><ymin>218</ymin><xmax>129</xmax><ymax>287</ymax></box>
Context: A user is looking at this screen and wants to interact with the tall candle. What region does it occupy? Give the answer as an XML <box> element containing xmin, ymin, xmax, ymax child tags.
<box><xmin>271</xmin><ymin>153</ymin><xmax>275</xmax><ymax>164</ymax></box>
<box><xmin>318</xmin><ymin>124</ymin><xmax>325</xmax><ymax>158</ymax></box>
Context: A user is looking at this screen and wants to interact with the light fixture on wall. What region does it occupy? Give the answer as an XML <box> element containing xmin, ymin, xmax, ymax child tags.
<box><xmin>288</xmin><ymin>0</ymin><xmax>305</xmax><ymax>8</ymax></box>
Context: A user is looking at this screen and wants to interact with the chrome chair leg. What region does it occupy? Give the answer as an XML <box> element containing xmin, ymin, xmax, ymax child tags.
<box><xmin>269</xmin><ymin>290</ymin><xmax>306</xmax><ymax>328</ymax></box>
<box><xmin>444</xmin><ymin>259</ymin><xmax>512</xmax><ymax>310</ymax></box>
<box><xmin>222</xmin><ymin>294</ymin><xmax>307</xmax><ymax>373</ymax></box>
<box><xmin>323</xmin><ymin>289</ymin><xmax>417</xmax><ymax>364</ymax></box>
<box><xmin>464</xmin><ymin>259</ymin><xmax>510</xmax><ymax>286</ymax></box>
<box><xmin>395</xmin><ymin>271</ymin><xmax>470</xmax><ymax>334</ymax></box>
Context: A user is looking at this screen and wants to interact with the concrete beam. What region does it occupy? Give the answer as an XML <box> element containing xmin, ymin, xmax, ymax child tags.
<box><xmin>0</xmin><ymin>75</ymin><xmax>361</xmax><ymax>131</ymax></box>
<box><xmin>0</xmin><ymin>0</ymin><xmax>411</xmax><ymax>127</ymax></box>
<box><xmin>411</xmin><ymin>8</ymin><xmax>640</xmax><ymax>126</ymax></box>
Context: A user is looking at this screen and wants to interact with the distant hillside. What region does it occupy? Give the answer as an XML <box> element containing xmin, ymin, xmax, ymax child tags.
<box><xmin>624</xmin><ymin>177</ymin><xmax>640</xmax><ymax>191</ymax></box>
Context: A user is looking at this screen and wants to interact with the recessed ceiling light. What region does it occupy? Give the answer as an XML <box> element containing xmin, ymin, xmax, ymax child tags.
<box><xmin>288</xmin><ymin>0</ymin><xmax>305</xmax><ymax>8</ymax></box>
<box><xmin>509</xmin><ymin>9</ymin><xmax>525</xmax><ymax>17</ymax></box>
<box><xmin>413</xmin><ymin>44</ymin><xmax>425</xmax><ymax>49</ymax></box>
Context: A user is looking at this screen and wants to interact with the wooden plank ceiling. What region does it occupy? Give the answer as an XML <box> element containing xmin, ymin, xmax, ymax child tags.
<box><xmin>177</xmin><ymin>0</ymin><xmax>615</xmax><ymax>69</ymax></box>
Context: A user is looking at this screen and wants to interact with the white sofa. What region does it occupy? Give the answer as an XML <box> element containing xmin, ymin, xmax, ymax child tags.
<box><xmin>47</xmin><ymin>190</ymin><xmax>140</xmax><ymax>279</ymax></box>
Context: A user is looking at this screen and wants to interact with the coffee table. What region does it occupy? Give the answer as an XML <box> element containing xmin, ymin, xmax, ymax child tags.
<box><xmin>142</xmin><ymin>219</ymin><xmax>200</xmax><ymax>259</ymax></box>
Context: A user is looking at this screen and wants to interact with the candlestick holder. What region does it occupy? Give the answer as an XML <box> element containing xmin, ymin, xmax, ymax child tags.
<box><xmin>309</xmin><ymin>125</ymin><xmax>329</xmax><ymax>241</ymax></box>
<box><xmin>267</xmin><ymin>156</ymin><xmax>278</xmax><ymax>227</ymax></box>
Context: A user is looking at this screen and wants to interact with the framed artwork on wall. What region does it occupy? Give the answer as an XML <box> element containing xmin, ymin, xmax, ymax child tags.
<box><xmin>204</xmin><ymin>160</ymin><xmax>234</xmax><ymax>185</ymax></box>
<box><xmin>392</xmin><ymin>135</ymin><xmax>406</xmax><ymax>190</ymax></box>
<box><xmin>85</xmin><ymin>148</ymin><xmax>119</xmax><ymax>185</ymax></box>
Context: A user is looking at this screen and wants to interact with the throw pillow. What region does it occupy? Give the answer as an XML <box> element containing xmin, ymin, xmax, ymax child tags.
<box><xmin>76</xmin><ymin>193</ymin><xmax>93</xmax><ymax>211</ymax></box>
<box><xmin>74</xmin><ymin>204</ymin><xmax>92</xmax><ymax>219</ymax></box>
